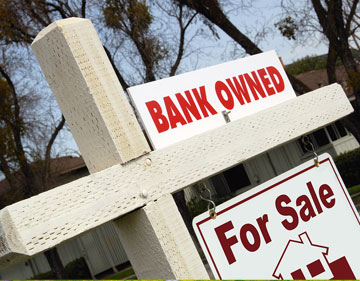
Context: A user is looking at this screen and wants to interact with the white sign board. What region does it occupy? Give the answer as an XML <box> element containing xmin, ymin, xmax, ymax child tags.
<box><xmin>128</xmin><ymin>51</ymin><xmax>296</xmax><ymax>149</ymax></box>
<box><xmin>193</xmin><ymin>153</ymin><xmax>360</xmax><ymax>279</ymax></box>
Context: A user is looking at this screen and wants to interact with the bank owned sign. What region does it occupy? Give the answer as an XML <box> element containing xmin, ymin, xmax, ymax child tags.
<box><xmin>128</xmin><ymin>51</ymin><xmax>296</xmax><ymax>149</ymax></box>
<box><xmin>193</xmin><ymin>154</ymin><xmax>360</xmax><ymax>279</ymax></box>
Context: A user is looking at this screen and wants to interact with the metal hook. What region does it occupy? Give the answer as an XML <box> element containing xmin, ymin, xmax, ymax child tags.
<box><xmin>197</xmin><ymin>182</ymin><xmax>217</xmax><ymax>219</ymax></box>
<box><xmin>222</xmin><ymin>110</ymin><xmax>231</xmax><ymax>123</ymax></box>
<box><xmin>301</xmin><ymin>136</ymin><xmax>320</xmax><ymax>167</ymax></box>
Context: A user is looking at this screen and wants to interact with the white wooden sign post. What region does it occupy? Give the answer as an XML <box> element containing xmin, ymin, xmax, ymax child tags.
<box><xmin>0</xmin><ymin>18</ymin><xmax>354</xmax><ymax>279</ymax></box>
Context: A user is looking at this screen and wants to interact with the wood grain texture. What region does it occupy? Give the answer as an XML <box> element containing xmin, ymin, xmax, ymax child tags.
<box><xmin>115</xmin><ymin>194</ymin><xmax>209</xmax><ymax>279</ymax></box>
<box><xmin>31</xmin><ymin>18</ymin><xmax>150</xmax><ymax>173</ymax></box>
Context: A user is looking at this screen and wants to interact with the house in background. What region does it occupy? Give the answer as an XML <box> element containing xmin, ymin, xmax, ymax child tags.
<box><xmin>184</xmin><ymin>119</ymin><xmax>359</xmax><ymax>203</ymax></box>
<box><xmin>183</xmin><ymin>63</ymin><xmax>359</xmax><ymax>202</ymax></box>
<box><xmin>295</xmin><ymin>65</ymin><xmax>357</xmax><ymax>101</ymax></box>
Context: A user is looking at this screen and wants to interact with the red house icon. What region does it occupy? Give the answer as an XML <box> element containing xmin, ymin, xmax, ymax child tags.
<box><xmin>273</xmin><ymin>232</ymin><xmax>356</xmax><ymax>280</ymax></box>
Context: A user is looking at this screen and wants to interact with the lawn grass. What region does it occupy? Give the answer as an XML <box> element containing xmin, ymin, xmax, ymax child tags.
<box><xmin>103</xmin><ymin>267</ymin><xmax>136</xmax><ymax>280</ymax></box>
<box><xmin>348</xmin><ymin>185</ymin><xmax>360</xmax><ymax>195</ymax></box>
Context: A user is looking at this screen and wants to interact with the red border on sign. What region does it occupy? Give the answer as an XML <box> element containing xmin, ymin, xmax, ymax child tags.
<box><xmin>196</xmin><ymin>157</ymin><xmax>360</xmax><ymax>279</ymax></box>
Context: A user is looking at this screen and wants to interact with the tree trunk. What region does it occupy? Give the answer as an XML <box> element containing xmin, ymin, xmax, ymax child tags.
<box><xmin>332</xmin><ymin>0</ymin><xmax>360</xmax><ymax>93</ymax></box>
<box><xmin>311</xmin><ymin>0</ymin><xmax>360</xmax><ymax>142</ymax></box>
<box><xmin>103</xmin><ymin>45</ymin><xmax>129</xmax><ymax>89</ymax></box>
<box><xmin>43</xmin><ymin>115</ymin><xmax>66</xmax><ymax>190</ymax></box>
<box><xmin>337</xmin><ymin>40</ymin><xmax>360</xmax><ymax>93</ymax></box>
<box><xmin>180</xmin><ymin>0</ymin><xmax>262</xmax><ymax>55</ymax></box>
<box><xmin>324</xmin><ymin>40</ymin><xmax>360</xmax><ymax>145</ymax></box>
<box><xmin>327</xmin><ymin>43</ymin><xmax>338</xmax><ymax>84</ymax></box>
<box><xmin>44</xmin><ymin>248</ymin><xmax>68</xmax><ymax>279</ymax></box>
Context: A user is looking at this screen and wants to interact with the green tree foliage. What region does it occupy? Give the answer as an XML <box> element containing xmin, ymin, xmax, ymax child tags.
<box><xmin>285</xmin><ymin>54</ymin><xmax>343</xmax><ymax>75</ymax></box>
<box><xmin>103</xmin><ymin>0</ymin><xmax>199</xmax><ymax>82</ymax></box>
<box><xmin>104</xmin><ymin>0</ymin><xmax>167</xmax><ymax>82</ymax></box>
<box><xmin>275</xmin><ymin>16</ymin><xmax>298</xmax><ymax>40</ymax></box>
<box><xmin>0</xmin><ymin>0</ymin><xmax>82</xmax><ymax>44</ymax></box>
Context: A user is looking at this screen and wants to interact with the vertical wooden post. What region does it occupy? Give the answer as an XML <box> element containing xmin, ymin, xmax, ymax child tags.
<box><xmin>31</xmin><ymin>18</ymin><xmax>208</xmax><ymax>279</ymax></box>
<box><xmin>115</xmin><ymin>194</ymin><xmax>208</xmax><ymax>279</ymax></box>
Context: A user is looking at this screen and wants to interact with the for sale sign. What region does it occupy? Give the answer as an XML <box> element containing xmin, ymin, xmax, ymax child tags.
<box><xmin>193</xmin><ymin>153</ymin><xmax>360</xmax><ymax>279</ymax></box>
<box><xmin>128</xmin><ymin>51</ymin><xmax>296</xmax><ymax>149</ymax></box>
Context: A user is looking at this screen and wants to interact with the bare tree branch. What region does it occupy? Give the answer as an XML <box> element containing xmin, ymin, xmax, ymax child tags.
<box><xmin>24</xmin><ymin>0</ymin><xmax>51</xmax><ymax>27</ymax></box>
<box><xmin>327</xmin><ymin>42</ymin><xmax>338</xmax><ymax>83</ymax></box>
<box><xmin>0</xmin><ymin>151</ymin><xmax>17</xmax><ymax>189</ymax></box>
<box><xmin>0</xmin><ymin>64</ymin><xmax>38</xmax><ymax>197</ymax></box>
<box><xmin>178</xmin><ymin>0</ymin><xmax>262</xmax><ymax>55</ymax></box>
<box><xmin>170</xmin><ymin>5</ymin><xmax>197</xmax><ymax>76</ymax></box>
<box><xmin>42</xmin><ymin>115</ymin><xmax>65</xmax><ymax>190</ymax></box>
<box><xmin>345</xmin><ymin>0</ymin><xmax>359</xmax><ymax>34</ymax></box>
<box><xmin>103</xmin><ymin>45</ymin><xmax>129</xmax><ymax>89</ymax></box>
<box><xmin>81</xmin><ymin>0</ymin><xmax>87</xmax><ymax>18</ymax></box>
<box><xmin>311</xmin><ymin>0</ymin><xmax>333</xmax><ymax>40</ymax></box>
<box><xmin>0</xmin><ymin>65</ymin><xmax>20</xmax><ymax>121</ymax></box>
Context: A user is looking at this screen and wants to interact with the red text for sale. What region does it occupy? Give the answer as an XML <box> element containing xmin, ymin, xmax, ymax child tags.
<box><xmin>215</xmin><ymin>181</ymin><xmax>335</xmax><ymax>265</ymax></box>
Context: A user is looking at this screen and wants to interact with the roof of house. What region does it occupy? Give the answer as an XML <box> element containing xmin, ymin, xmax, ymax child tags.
<box><xmin>48</xmin><ymin>155</ymin><xmax>86</xmax><ymax>176</ymax></box>
<box><xmin>295</xmin><ymin>65</ymin><xmax>354</xmax><ymax>98</ymax></box>
<box><xmin>0</xmin><ymin>156</ymin><xmax>86</xmax><ymax>195</ymax></box>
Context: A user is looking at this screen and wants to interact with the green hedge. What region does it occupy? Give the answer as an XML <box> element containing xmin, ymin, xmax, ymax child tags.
<box><xmin>334</xmin><ymin>147</ymin><xmax>360</xmax><ymax>188</ymax></box>
<box><xmin>30</xmin><ymin>257</ymin><xmax>91</xmax><ymax>279</ymax></box>
<box><xmin>65</xmin><ymin>257</ymin><xmax>92</xmax><ymax>279</ymax></box>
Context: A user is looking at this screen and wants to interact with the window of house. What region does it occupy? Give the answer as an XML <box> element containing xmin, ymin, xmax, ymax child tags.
<box><xmin>326</xmin><ymin>125</ymin><xmax>337</xmax><ymax>141</ymax></box>
<box><xmin>298</xmin><ymin>122</ymin><xmax>348</xmax><ymax>153</ymax></box>
<box><xmin>210</xmin><ymin>164</ymin><xmax>251</xmax><ymax>196</ymax></box>
<box><xmin>223</xmin><ymin>164</ymin><xmax>251</xmax><ymax>193</ymax></box>
<box><xmin>335</xmin><ymin>121</ymin><xmax>347</xmax><ymax>137</ymax></box>
<box><xmin>313</xmin><ymin>129</ymin><xmax>330</xmax><ymax>147</ymax></box>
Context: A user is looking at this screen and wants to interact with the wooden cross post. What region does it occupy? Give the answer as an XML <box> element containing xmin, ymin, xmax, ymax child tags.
<box><xmin>0</xmin><ymin>18</ymin><xmax>354</xmax><ymax>279</ymax></box>
<box><xmin>30</xmin><ymin>18</ymin><xmax>207</xmax><ymax>279</ymax></box>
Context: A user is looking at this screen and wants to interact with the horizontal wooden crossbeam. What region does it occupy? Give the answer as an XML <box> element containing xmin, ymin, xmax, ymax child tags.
<box><xmin>0</xmin><ymin>84</ymin><xmax>353</xmax><ymax>269</ymax></box>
